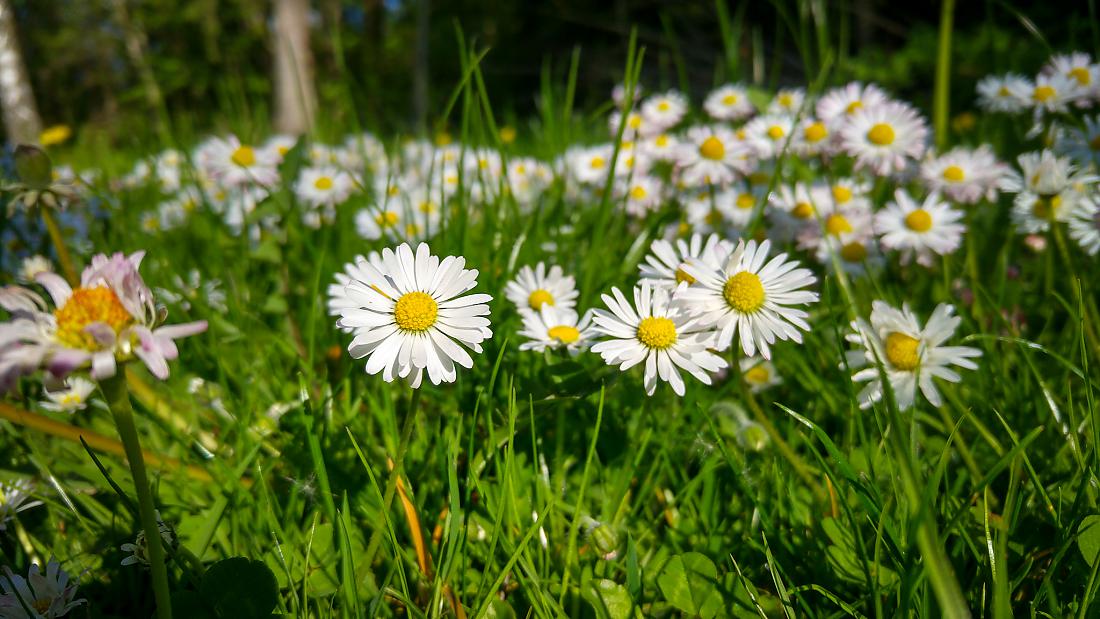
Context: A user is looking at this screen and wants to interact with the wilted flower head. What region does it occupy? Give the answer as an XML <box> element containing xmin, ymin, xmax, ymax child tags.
<box><xmin>0</xmin><ymin>251</ymin><xmax>207</xmax><ymax>391</ymax></box>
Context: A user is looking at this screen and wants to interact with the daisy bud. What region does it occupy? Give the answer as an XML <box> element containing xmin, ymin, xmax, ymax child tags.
<box><xmin>581</xmin><ymin>517</ymin><xmax>621</xmax><ymax>561</ymax></box>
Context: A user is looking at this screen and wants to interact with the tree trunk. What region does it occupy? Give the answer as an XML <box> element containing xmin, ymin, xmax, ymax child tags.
<box><xmin>272</xmin><ymin>0</ymin><xmax>317</xmax><ymax>135</ymax></box>
<box><xmin>0</xmin><ymin>0</ymin><xmax>42</xmax><ymax>144</ymax></box>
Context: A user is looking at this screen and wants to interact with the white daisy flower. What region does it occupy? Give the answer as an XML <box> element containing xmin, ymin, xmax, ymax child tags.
<box><xmin>1000</xmin><ymin>150</ymin><xmax>1098</xmax><ymax>197</ymax></box>
<box><xmin>713</xmin><ymin>183</ymin><xmax>763</xmax><ymax>230</ymax></box>
<box><xmin>846</xmin><ymin>301</ymin><xmax>981</xmax><ymax>409</ymax></box>
<box><xmin>0</xmin><ymin>252</ymin><xmax>207</xmax><ymax>391</ymax></box>
<box><xmin>814</xmin><ymin>234</ymin><xmax>884</xmax><ymax>277</ymax></box>
<box><xmin>874</xmin><ymin>190</ymin><xmax>965</xmax><ymax>267</ymax></box>
<box><xmin>920</xmin><ymin>146</ymin><xmax>1007</xmax><ymax>204</ymax></box>
<box><xmin>120</xmin><ymin>512</ymin><xmax>178</xmax><ymax>567</ymax></box>
<box><xmin>840</xmin><ymin>101</ymin><xmax>929</xmax><ymax>176</ymax></box>
<box><xmin>617</xmin><ymin>174</ymin><xmax>665</xmax><ymax>217</ymax></box>
<box><xmin>590</xmin><ymin>283</ymin><xmax>727</xmax><ymax>396</ymax></box>
<box><xmin>1069</xmin><ymin>196</ymin><xmax>1100</xmax><ymax>255</ymax></box>
<box><xmin>767</xmin><ymin>88</ymin><xmax>806</xmax><ymax>115</ymax></box>
<box><xmin>328</xmin><ymin>252</ymin><xmax>386</xmax><ymax>332</ymax></box>
<box><xmin>742</xmin><ymin>114</ymin><xmax>796</xmax><ymax>159</ymax></box>
<box><xmin>567</xmin><ymin>145</ymin><xmax>614</xmax><ymax>186</ymax></box>
<box><xmin>703</xmin><ymin>84</ymin><xmax>755</xmax><ymax>121</ymax></box>
<box><xmin>1008</xmin><ymin>72</ymin><xmax>1086</xmax><ymax>114</ymax></box>
<box><xmin>518</xmin><ymin>305</ymin><xmax>597</xmax><ymax>354</ymax></box>
<box><xmin>504</xmin><ymin>263</ymin><xmax>578</xmax><ymax>315</ymax></box>
<box><xmin>683</xmin><ymin>188</ymin><xmax>742</xmax><ymax>238</ymax></box>
<box><xmin>640</xmin><ymin>90</ymin><xmax>688</xmax><ymax>132</ymax></box>
<box><xmin>17</xmin><ymin>256</ymin><xmax>52</xmax><ymax>284</ymax></box>
<box><xmin>264</xmin><ymin>134</ymin><xmax>300</xmax><ymax>160</ymax></box>
<box><xmin>740</xmin><ymin>357</ymin><xmax>782</xmax><ymax>392</ymax></box>
<box><xmin>0</xmin><ymin>480</ymin><xmax>41</xmax><ymax>531</ymax></box>
<box><xmin>976</xmin><ymin>73</ymin><xmax>1031</xmax><ymax>113</ymax></box>
<box><xmin>816</xmin><ymin>82</ymin><xmax>888</xmax><ymax>124</ymax></box>
<box><xmin>639</xmin><ymin>132</ymin><xmax>680</xmax><ymax>162</ymax></box>
<box><xmin>639</xmin><ymin>233</ymin><xmax>733</xmax><ymax>291</ymax></box>
<box><xmin>294</xmin><ymin>166</ymin><xmax>355</xmax><ymax>208</ymax></box>
<box><xmin>792</xmin><ymin>117</ymin><xmax>834</xmax><ymax>157</ymax></box>
<box><xmin>795</xmin><ymin>185</ymin><xmax>874</xmax><ymax>253</ymax></box>
<box><xmin>1055</xmin><ymin>115</ymin><xmax>1100</xmax><ymax>168</ymax></box>
<box><xmin>1042</xmin><ymin>52</ymin><xmax>1099</xmax><ymax>100</ymax></box>
<box><xmin>677</xmin><ymin>239</ymin><xmax>818</xmax><ymax>359</ymax></box>
<box><xmin>608</xmin><ymin>110</ymin><xmax>652</xmax><ymax>141</ymax></box>
<box><xmin>336</xmin><ymin>243</ymin><xmax>493</xmax><ymax>388</ymax></box>
<box><xmin>196</xmin><ymin>135</ymin><xmax>280</xmax><ymax>189</ymax></box>
<box><xmin>40</xmin><ymin>377</ymin><xmax>96</xmax><ymax>413</ymax></box>
<box><xmin>0</xmin><ymin>558</ymin><xmax>85</xmax><ymax>618</ymax></box>
<box><xmin>1010</xmin><ymin>190</ymin><xmax>1085</xmax><ymax>233</ymax></box>
<box><xmin>676</xmin><ymin>126</ymin><xmax>754</xmax><ymax>187</ymax></box>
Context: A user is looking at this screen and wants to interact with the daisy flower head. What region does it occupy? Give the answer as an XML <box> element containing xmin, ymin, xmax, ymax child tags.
<box><xmin>504</xmin><ymin>263</ymin><xmax>578</xmax><ymax>315</ymax></box>
<box><xmin>294</xmin><ymin>166</ymin><xmax>355</xmax><ymax>209</ymax></box>
<box><xmin>264</xmin><ymin>134</ymin><xmax>300</xmax><ymax>161</ymax></box>
<box><xmin>1000</xmin><ymin>150</ymin><xmax>1098</xmax><ymax>197</ymax></box>
<box><xmin>713</xmin><ymin>182</ymin><xmax>764</xmax><ymax>230</ymax></box>
<box><xmin>767</xmin><ymin>182</ymin><xmax>819</xmax><ymax>240</ymax></box>
<box><xmin>676</xmin><ymin>125</ymin><xmax>754</xmax><ymax>187</ymax></box>
<box><xmin>197</xmin><ymin>134</ymin><xmax>280</xmax><ymax>189</ymax></box>
<box><xmin>567</xmin><ymin>145</ymin><xmax>615</xmax><ymax>186</ymax></box>
<box><xmin>816</xmin><ymin>82</ymin><xmax>888</xmax><ymax>124</ymax></box>
<box><xmin>703</xmin><ymin>84</ymin><xmax>755</xmax><ymax>121</ymax></box>
<box><xmin>814</xmin><ymin>233</ymin><xmax>884</xmax><ymax>277</ymax></box>
<box><xmin>518</xmin><ymin>305</ymin><xmax>597</xmax><ymax>354</ymax></box>
<box><xmin>1069</xmin><ymin>196</ymin><xmax>1100</xmax><ymax>255</ymax></box>
<box><xmin>840</xmin><ymin>100</ymin><xmax>929</xmax><ymax>176</ymax></box>
<box><xmin>742</xmin><ymin>114</ymin><xmax>796</xmax><ymax>159</ymax></box>
<box><xmin>0</xmin><ymin>479</ymin><xmax>41</xmax><ymax>531</ymax></box>
<box><xmin>590</xmin><ymin>283</ymin><xmax>727</xmax><ymax>396</ymax></box>
<box><xmin>639</xmin><ymin>132</ymin><xmax>680</xmax><ymax>162</ymax></box>
<box><xmin>846</xmin><ymin>301</ymin><xmax>980</xmax><ymax>409</ymax></box>
<box><xmin>0</xmin><ymin>558</ymin><xmax>84</xmax><ymax>618</ymax></box>
<box><xmin>1008</xmin><ymin>72</ymin><xmax>1086</xmax><ymax>114</ymax></box>
<box><xmin>767</xmin><ymin>88</ymin><xmax>806</xmax><ymax>115</ymax></box>
<box><xmin>639</xmin><ymin>233</ymin><xmax>733</xmax><ymax>291</ymax></box>
<box><xmin>874</xmin><ymin>190</ymin><xmax>965</xmax><ymax>267</ymax></box>
<box><xmin>17</xmin><ymin>255</ymin><xmax>52</xmax><ymax>284</ymax></box>
<box><xmin>40</xmin><ymin>377</ymin><xmax>97</xmax><ymax>413</ymax></box>
<box><xmin>1010</xmin><ymin>189</ymin><xmax>1085</xmax><ymax>233</ymax></box>
<box><xmin>328</xmin><ymin>252</ymin><xmax>385</xmax><ymax>331</ymax></box>
<box><xmin>336</xmin><ymin>243</ymin><xmax>492</xmax><ymax>388</ymax></box>
<box><xmin>976</xmin><ymin>73</ymin><xmax>1031</xmax><ymax>113</ymax></box>
<box><xmin>608</xmin><ymin>110</ymin><xmax>652</xmax><ymax>141</ymax></box>
<box><xmin>1042</xmin><ymin>52</ymin><xmax>1099</xmax><ymax>100</ymax></box>
<box><xmin>740</xmin><ymin>356</ymin><xmax>782</xmax><ymax>392</ymax></box>
<box><xmin>920</xmin><ymin>145</ymin><xmax>1008</xmax><ymax>204</ymax></box>
<box><xmin>617</xmin><ymin>174</ymin><xmax>665</xmax><ymax>218</ymax></box>
<box><xmin>795</xmin><ymin>184</ymin><xmax>874</xmax><ymax>253</ymax></box>
<box><xmin>640</xmin><ymin>90</ymin><xmax>688</xmax><ymax>132</ymax></box>
<box><xmin>120</xmin><ymin>511</ymin><xmax>178</xmax><ymax>567</ymax></box>
<box><xmin>793</xmin><ymin>117</ymin><xmax>835</xmax><ymax>157</ymax></box>
<box><xmin>677</xmin><ymin>239</ymin><xmax>818</xmax><ymax>359</ymax></box>
<box><xmin>683</xmin><ymin>187</ymin><xmax>742</xmax><ymax>238</ymax></box>
<box><xmin>0</xmin><ymin>252</ymin><xmax>208</xmax><ymax>391</ymax></box>
<box><xmin>1055</xmin><ymin>115</ymin><xmax>1100</xmax><ymax>168</ymax></box>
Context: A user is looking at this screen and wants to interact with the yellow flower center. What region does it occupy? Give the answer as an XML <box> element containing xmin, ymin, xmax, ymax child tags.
<box><xmin>699</xmin><ymin>136</ymin><xmax>725</xmax><ymax>160</ymax></box>
<box><xmin>33</xmin><ymin>598</ymin><xmax>52</xmax><ymax>614</ymax></box>
<box><xmin>655</xmin><ymin>135</ymin><xmax>670</xmax><ymax>147</ymax></box>
<box><xmin>704</xmin><ymin>209</ymin><xmax>723</xmax><ymax>226</ymax></box>
<box><xmin>840</xmin><ymin>241</ymin><xmax>867</xmax><ymax>262</ymax></box>
<box><xmin>736</xmin><ymin>193</ymin><xmax>755</xmax><ymax>210</ymax></box>
<box><xmin>54</xmin><ymin>286</ymin><xmax>134</xmax><ymax>350</ymax></box>
<box><xmin>630</xmin><ymin>185</ymin><xmax>648</xmax><ymax>200</ymax></box>
<box><xmin>832</xmin><ymin>185</ymin><xmax>853</xmax><ymax>204</ymax></box>
<box><xmin>1070</xmin><ymin>67</ymin><xmax>1091</xmax><ymax>86</ymax></box>
<box><xmin>658</xmin><ymin>101</ymin><xmax>671</xmax><ymax>111</ymax></box>
<box><xmin>528</xmin><ymin>289</ymin><xmax>555</xmax><ymax>310</ymax></box>
<box><xmin>1033</xmin><ymin>85</ymin><xmax>1056</xmax><ymax>102</ymax></box>
<box><xmin>792</xmin><ymin>202</ymin><xmax>815</xmax><ymax>219</ymax></box>
<box><xmin>435</xmin><ymin>132</ymin><xmax>453</xmax><ymax>146</ymax></box>
<box><xmin>723</xmin><ymin>271</ymin><xmax>765</xmax><ymax>313</ymax></box>
<box><xmin>1032</xmin><ymin>194</ymin><xmax>1062</xmax><ymax>219</ymax></box>
<box><xmin>636</xmin><ymin>316</ymin><xmax>677</xmax><ymax>349</ymax></box>
<box><xmin>314</xmin><ymin>176</ymin><xmax>334</xmax><ymax>190</ymax></box>
<box><xmin>393</xmin><ymin>291</ymin><xmax>438</xmax><ymax>332</ymax></box>
<box><xmin>548</xmin><ymin>325</ymin><xmax>581</xmax><ymax>344</ymax></box>
<box><xmin>803</xmin><ymin>122</ymin><xmax>828</xmax><ymax>143</ymax></box>
<box><xmin>375</xmin><ymin>211</ymin><xmax>399</xmax><ymax>227</ymax></box>
<box><xmin>904</xmin><ymin>208</ymin><xmax>933</xmax><ymax>232</ymax></box>
<box><xmin>825</xmin><ymin>214</ymin><xmax>853</xmax><ymax>236</ymax></box>
<box><xmin>845</xmin><ymin>100</ymin><xmax>863</xmax><ymax>114</ymax></box>
<box><xmin>778</xmin><ymin>94</ymin><xmax>793</xmax><ymax>107</ymax></box>
<box><xmin>674</xmin><ymin>267</ymin><xmax>695</xmax><ymax>285</ymax></box>
<box><xmin>997</xmin><ymin>86</ymin><xmax>1010</xmax><ymax>97</ymax></box>
<box><xmin>942</xmin><ymin>165</ymin><xmax>965</xmax><ymax>182</ymax></box>
<box><xmin>628</xmin><ymin>114</ymin><xmax>642</xmax><ymax>129</ymax></box>
<box><xmin>722</xmin><ymin>94</ymin><xmax>738</xmax><ymax>105</ymax></box>
<box><xmin>766</xmin><ymin>125</ymin><xmax>785</xmax><ymax>140</ymax></box>
<box><xmin>748</xmin><ymin>171</ymin><xmax>769</xmax><ymax>186</ymax></box>
<box><xmin>589</xmin><ymin>156</ymin><xmax>606</xmax><ymax>170</ymax></box>
<box><xmin>500</xmin><ymin>126</ymin><xmax>517</xmax><ymax>143</ymax></box>
<box><xmin>230</xmin><ymin>146</ymin><xmax>256</xmax><ymax>167</ymax></box>
<box><xmin>866</xmin><ymin>123</ymin><xmax>896</xmax><ymax>146</ymax></box>
<box><xmin>885</xmin><ymin>332</ymin><xmax>920</xmax><ymax>371</ymax></box>
<box><xmin>744</xmin><ymin>365</ymin><xmax>771</xmax><ymax>384</ymax></box>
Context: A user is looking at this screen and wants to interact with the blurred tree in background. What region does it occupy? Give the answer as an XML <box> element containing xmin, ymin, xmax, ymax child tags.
<box><xmin>2</xmin><ymin>0</ymin><xmax>1097</xmax><ymax>151</ymax></box>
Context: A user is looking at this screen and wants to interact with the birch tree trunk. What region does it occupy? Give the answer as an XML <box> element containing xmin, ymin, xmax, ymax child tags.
<box><xmin>272</xmin><ymin>0</ymin><xmax>316</xmax><ymax>135</ymax></box>
<box><xmin>0</xmin><ymin>0</ymin><xmax>42</xmax><ymax>144</ymax></box>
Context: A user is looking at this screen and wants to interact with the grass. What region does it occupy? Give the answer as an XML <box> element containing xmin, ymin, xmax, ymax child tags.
<box><xmin>2</xmin><ymin>4</ymin><xmax>1100</xmax><ymax>618</ymax></box>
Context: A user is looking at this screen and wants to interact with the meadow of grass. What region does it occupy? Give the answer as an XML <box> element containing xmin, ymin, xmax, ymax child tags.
<box><xmin>2</xmin><ymin>13</ymin><xmax>1100</xmax><ymax>619</ymax></box>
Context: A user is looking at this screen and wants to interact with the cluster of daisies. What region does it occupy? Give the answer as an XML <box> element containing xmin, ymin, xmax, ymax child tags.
<box><xmin>326</xmin><ymin>236</ymin><xmax>980</xmax><ymax>408</ymax></box>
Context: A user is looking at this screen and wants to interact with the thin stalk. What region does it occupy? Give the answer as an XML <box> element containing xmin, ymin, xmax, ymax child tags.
<box><xmin>40</xmin><ymin>207</ymin><xmax>78</xmax><ymax>285</ymax></box>
<box><xmin>101</xmin><ymin>373</ymin><xmax>172</xmax><ymax>619</ymax></box>
<box><xmin>362</xmin><ymin>387</ymin><xmax>421</xmax><ymax>567</ymax></box>
<box><xmin>933</xmin><ymin>0</ymin><xmax>956</xmax><ymax>150</ymax></box>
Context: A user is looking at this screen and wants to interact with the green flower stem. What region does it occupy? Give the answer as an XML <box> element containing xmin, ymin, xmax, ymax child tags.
<box><xmin>40</xmin><ymin>207</ymin><xmax>78</xmax><ymax>285</ymax></box>
<box><xmin>101</xmin><ymin>373</ymin><xmax>173</xmax><ymax>619</ymax></box>
<box><xmin>362</xmin><ymin>387</ymin><xmax>422</xmax><ymax>567</ymax></box>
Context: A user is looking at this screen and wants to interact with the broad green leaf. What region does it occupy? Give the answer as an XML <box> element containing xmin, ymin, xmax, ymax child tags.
<box><xmin>657</xmin><ymin>552</ymin><xmax>724</xmax><ymax>619</ymax></box>
<box><xmin>583</xmin><ymin>579</ymin><xmax>637</xmax><ymax>619</ymax></box>
<box><xmin>200</xmin><ymin>557</ymin><xmax>279</xmax><ymax>619</ymax></box>
<box><xmin>1078</xmin><ymin>515</ymin><xmax>1100</xmax><ymax>567</ymax></box>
